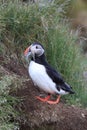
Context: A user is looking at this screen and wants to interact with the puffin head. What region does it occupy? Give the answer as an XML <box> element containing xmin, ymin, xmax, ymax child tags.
<box><xmin>24</xmin><ymin>42</ymin><xmax>45</xmax><ymax>60</ymax></box>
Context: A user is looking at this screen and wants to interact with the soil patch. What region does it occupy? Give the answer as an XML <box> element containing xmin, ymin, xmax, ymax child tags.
<box><xmin>16</xmin><ymin>81</ymin><xmax>87</xmax><ymax>130</ymax></box>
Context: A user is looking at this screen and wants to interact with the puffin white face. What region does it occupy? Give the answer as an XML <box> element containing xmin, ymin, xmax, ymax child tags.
<box><xmin>24</xmin><ymin>43</ymin><xmax>45</xmax><ymax>60</ymax></box>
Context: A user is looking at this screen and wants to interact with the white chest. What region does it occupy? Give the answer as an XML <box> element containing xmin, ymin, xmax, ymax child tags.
<box><xmin>28</xmin><ymin>61</ymin><xmax>58</xmax><ymax>94</ymax></box>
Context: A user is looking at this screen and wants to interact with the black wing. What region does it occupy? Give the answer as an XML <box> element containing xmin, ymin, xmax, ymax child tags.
<box><xmin>45</xmin><ymin>64</ymin><xmax>74</xmax><ymax>93</ymax></box>
<box><xmin>35</xmin><ymin>55</ymin><xmax>74</xmax><ymax>93</ymax></box>
<box><xmin>45</xmin><ymin>64</ymin><xmax>64</xmax><ymax>85</ymax></box>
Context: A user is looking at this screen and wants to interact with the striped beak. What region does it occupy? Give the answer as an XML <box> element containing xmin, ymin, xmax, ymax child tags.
<box><xmin>24</xmin><ymin>46</ymin><xmax>31</xmax><ymax>58</ymax></box>
<box><xmin>24</xmin><ymin>46</ymin><xmax>30</xmax><ymax>56</ymax></box>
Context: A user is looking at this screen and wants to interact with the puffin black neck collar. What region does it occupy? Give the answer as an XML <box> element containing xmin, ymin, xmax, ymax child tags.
<box><xmin>31</xmin><ymin>54</ymin><xmax>48</xmax><ymax>66</ymax></box>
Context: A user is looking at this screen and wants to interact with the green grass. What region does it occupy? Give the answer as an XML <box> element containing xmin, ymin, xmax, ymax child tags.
<box><xmin>0</xmin><ymin>0</ymin><xmax>87</xmax><ymax>105</ymax></box>
<box><xmin>0</xmin><ymin>0</ymin><xmax>87</xmax><ymax>129</ymax></box>
<box><xmin>44</xmin><ymin>25</ymin><xmax>87</xmax><ymax>107</ymax></box>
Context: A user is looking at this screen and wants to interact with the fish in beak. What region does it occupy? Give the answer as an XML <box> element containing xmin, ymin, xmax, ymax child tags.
<box><xmin>24</xmin><ymin>46</ymin><xmax>31</xmax><ymax>59</ymax></box>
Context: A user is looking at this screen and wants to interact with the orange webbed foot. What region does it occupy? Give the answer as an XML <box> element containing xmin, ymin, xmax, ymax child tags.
<box><xmin>36</xmin><ymin>95</ymin><xmax>50</xmax><ymax>102</ymax></box>
<box><xmin>47</xmin><ymin>95</ymin><xmax>61</xmax><ymax>104</ymax></box>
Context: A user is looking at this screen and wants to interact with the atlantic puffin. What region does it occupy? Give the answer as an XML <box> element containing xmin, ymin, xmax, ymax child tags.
<box><xmin>24</xmin><ymin>42</ymin><xmax>74</xmax><ymax>104</ymax></box>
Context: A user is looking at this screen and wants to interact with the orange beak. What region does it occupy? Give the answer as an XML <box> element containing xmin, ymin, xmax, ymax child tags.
<box><xmin>24</xmin><ymin>47</ymin><xmax>30</xmax><ymax>56</ymax></box>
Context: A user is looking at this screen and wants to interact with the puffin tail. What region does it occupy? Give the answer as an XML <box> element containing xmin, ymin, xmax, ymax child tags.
<box><xmin>69</xmin><ymin>89</ymin><xmax>75</xmax><ymax>94</ymax></box>
<box><xmin>64</xmin><ymin>82</ymin><xmax>75</xmax><ymax>94</ymax></box>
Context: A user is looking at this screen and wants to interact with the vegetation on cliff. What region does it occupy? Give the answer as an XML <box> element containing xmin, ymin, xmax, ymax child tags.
<box><xmin>0</xmin><ymin>0</ymin><xmax>87</xmax><ymax>129</ymax></box>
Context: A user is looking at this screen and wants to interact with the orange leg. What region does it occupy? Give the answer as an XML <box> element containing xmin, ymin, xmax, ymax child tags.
<box><xmin>36</xmin><ymin>95</ymin><xmax>51</xmax><ymax>102</ymax></box>
<box><xmin>47</xmin><ymin>95</ymin><xmax>61</xmax><ymax>104</ymax></box>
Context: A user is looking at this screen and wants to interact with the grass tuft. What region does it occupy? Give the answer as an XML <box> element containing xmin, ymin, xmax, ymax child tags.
<box><xmin>46</xmin><ymin>26</ymin><xmax>86</xmax><ymax>106</ymax></box>
<box><xmin>0</xmin><ymin>0</ymin><xmax>87</xmax><ymax>129</ymax></box>
<box><xmin>0</xmin><ymin>0</ymin><xmax>87</xmax><ymax>107</ymax></box>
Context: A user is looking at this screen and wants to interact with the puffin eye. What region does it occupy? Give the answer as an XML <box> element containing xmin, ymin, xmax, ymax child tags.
<box><xmin>36</xmin><ymin>46</ymin><xmax>38</xmax><ymax>49</ymax></box>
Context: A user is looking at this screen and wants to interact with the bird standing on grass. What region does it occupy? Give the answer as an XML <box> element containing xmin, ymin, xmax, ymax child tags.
<box><xmin>24</xmin><ymin>42</ymin><xmax>74</xmax><ymax>104</ymax></box>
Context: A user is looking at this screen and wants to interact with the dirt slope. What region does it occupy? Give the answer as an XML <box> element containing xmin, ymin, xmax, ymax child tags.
<box><xmin>17</xmin><ymin>81</ymin><xmax>87</xmax><ymax>130</ymax></box>
<box><xmin>0</xmin><ymin>55</ymin><xmax>87</xmax><ymax>130</ymax></box>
